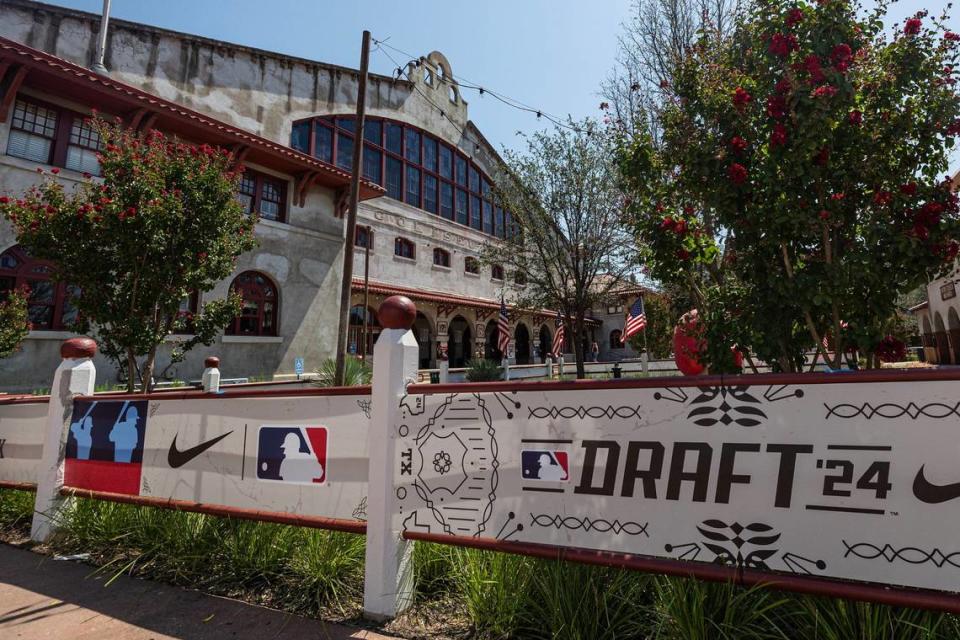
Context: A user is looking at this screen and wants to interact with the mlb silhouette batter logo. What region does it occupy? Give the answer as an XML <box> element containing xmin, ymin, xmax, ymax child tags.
<box><xmin>521</xmin><ymin>449</ymin><xmax>569</xmax><ymax>482</ymax></box>
<box><xmin>65</xmin><ymin>399</ymin><xmax>148</xmax><ymax>495</ymax></box>
<box><xmin>257</xmin><ymin>426</ymin><xmax>327</xmax><ymax>485</ymax></box>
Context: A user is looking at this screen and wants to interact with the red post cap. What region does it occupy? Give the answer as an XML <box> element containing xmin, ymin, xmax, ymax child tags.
<box><xmin>204</xmin><ymin>356</ymin><xmax>220</xmax><ymax>368</ymax></box>
<box><xmin>61</xmin><ymin>337</ymin><xmax>97</xmax><ymax>359</ymax></box>
<box><xmin>378</xmin><ymin>295</ymin><xmax>417</xmax><ymax>330</ymax></box>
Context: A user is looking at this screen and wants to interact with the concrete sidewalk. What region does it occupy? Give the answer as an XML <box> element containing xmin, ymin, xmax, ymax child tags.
<box><xmin>0</xmin><ymin>543</ymin><xmax>394</xmax><ymax>639</ymax></box>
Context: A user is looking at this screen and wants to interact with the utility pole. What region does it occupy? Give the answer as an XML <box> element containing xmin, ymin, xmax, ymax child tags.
<box><xmin>334</xmin><ymin>30</ymin><xmax>371</xmax><ymax>386</ymax></box>
<box><xmin>361</xmin><ymin>225</ymin><xmax>371</xmax><ymax>359</ymax></box>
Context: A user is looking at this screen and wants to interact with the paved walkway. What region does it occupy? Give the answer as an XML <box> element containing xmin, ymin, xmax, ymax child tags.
<box><xmin>0</xmin><ymin>544</ymin><xmax>394</xmax><ymax>639</ymax></box>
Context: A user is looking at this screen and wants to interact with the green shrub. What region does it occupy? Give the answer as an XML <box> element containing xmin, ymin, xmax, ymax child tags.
<box><xmin>465</xmin><ymin>359</ymin><xmax>503</xmax><ymax>382</ymax></box>
<box><xmin>314</xmin><ymin>356</ymin><xmax>371</xmax><ymax>387</ymax></box>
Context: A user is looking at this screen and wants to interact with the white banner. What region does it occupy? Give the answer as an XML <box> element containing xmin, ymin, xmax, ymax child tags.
<box><xmin>0</xmin><ymin>401</ymin><xmax>48</xmax><ymax>485</ymax></box>
<box><xmin>59</xmin><ymin>393</ymin><xmax>372</xmax><ymax>523</ymax></box>
<box><xmin>393</xmin><ymin>380</ymin><xmax>960</xmax><ymax>593</ymax></box>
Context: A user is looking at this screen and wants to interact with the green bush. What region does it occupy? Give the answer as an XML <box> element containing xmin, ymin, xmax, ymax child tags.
<box><xmin>465</xmin><ymin>358</ymin><xmax>503</xmax><ymax>382</ymax></box>
<box><xmin>314</xmin><ymin>356</ymin><xmax>371</xmax><ymax>387</ymax></box>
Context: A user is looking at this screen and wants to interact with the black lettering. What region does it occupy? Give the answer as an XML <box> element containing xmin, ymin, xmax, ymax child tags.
<box><xmin>666</xmin><ymin>442</ymin><xmax>712</xmax><ymax>502</ymax></box>
<box><xmin>767</xmin><ymin>444</ymin><xmax>814</xmax><ymax>508</ymax></box>
<box><xmin>574</xmin><ymin>440</ymin><xmax>621</xmax><ymax>496</ymax></box>
<box><xmin>400</xmin><ymin>448</ymin><xmax>412</xmax><ymax>475</ymax></box>
<box><xmin>621</xmin><ymin>441</ymin><xmax>664</xmax><ymax>498</ymax></box>
<box><xmin>715</xmin><ymin>442</ymin><xmax>760</xmax><ymax>503</ymax></box>
<box><xmin>0</xmin><ymin>438</ymin><xmax>5</xmax><ymax>459</ymax></box>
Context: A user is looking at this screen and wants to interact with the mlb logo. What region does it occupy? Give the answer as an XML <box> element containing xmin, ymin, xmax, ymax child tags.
<box><xmin>521</xmin><ymin>449</ymin><xmax>569</xmax><ymax>482</ymax></box>
<box><xmin>257</xmin><ymin>426</ymin><xmax>327</xmax><ymax>484</ymax></box>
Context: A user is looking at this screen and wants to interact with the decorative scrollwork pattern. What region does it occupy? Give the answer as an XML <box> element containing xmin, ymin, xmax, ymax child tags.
<box><xmin>843</xmin><ymin>541</ymin><xmax>960</xmax><ymax>568</ymax></box>
<box><xmin>530</xmin><ymin>514</ymin><xmax>649</xmax><ymax>537</ymax></box>
<box><xmin>825</xmin><ymin>402</ymin><xmax>960</xmax><ymax>420</ymax></box>
<box><xmin>527</xmin><ymin>406</ymin><xmax>643</xmax><ymax>420</ymax></box>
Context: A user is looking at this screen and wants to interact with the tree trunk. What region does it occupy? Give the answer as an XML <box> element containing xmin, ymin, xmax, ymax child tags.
<box><xmin>126</xmin><ymin>348</ymin><xmax>138</xmax><ymax>394</ymax></box>
<box><xmin>573</xmin><ymin>313</ymin><xmax>586</xmax><ymax>379</ymax></box>
<box><xmin>141</xmin><ymin>344</ymin><xmax>159</xmax><ymax>394</ymax></box>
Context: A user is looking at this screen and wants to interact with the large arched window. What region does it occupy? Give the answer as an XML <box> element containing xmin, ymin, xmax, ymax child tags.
<box><xmin>290</xmin><ymin>115</ymin><xmax>513</xmax><ymax>239</ymax></box>
<box><xmin>227</xmin><ymin>271</ymin><xmax>278</xmax><ymax>336</ymax></box>
<box><xmin>0</xmin><ymin>245</ymin><xmax>78</xmax><ymax>330</ymax></box>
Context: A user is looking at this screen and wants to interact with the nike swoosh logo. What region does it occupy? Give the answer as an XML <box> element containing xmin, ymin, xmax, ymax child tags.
<box><xmin>168</xmin><ymin>431</ymin><xmax>233</xmax><ymax>469</ymax></box>
<box><xmin>912</xmin><ymin>465</ymin><xmax>960</xmax><ymax>503</ymax></box>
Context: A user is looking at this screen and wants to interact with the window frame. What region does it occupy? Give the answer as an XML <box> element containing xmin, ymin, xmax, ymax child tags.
<box><xmin>491</xmin><ymin>264</ymin><xmax>505</xmax><ymax>281</ymax></box>
<box><xmin>0</xmin><ymin>244</ymin><xmax>76</xmax><ymax>331</ymax></box>
<box><xmin>237</xmin><ymin>169</ymin><xmax>288</xmax><ymax>223</ymax></box>
<box><xmin>355</xmin><ymin>225</ymin><xmax>374</xmax><ymax>251</ymax></box>
<box><xmin>464</xmin><ymin>256</ymin><xmax>480</xmax><ymax>275</ymax></box>
<box><xmin>226</xmin><ymin>270</ymin><xmax>279</xmax><ymax>337</ymax></box>
<box><xmin>433</xmin><ymin>247</ymin><xmax>451</xmax><ymax>268</ymax></box>
<box><xmin>394</xmin><ymin>236</ymin><xmax>416</xmax><ymax>260</ymax></box>
<box><xmin>290</xmin><ymin>115</ymin><xmax>508</xmax><ymax>239</ymax></box>
<box><xmin>7</xmin><ymin>95</ymin><xmax>104</xmax><ymax>175</ymax></box>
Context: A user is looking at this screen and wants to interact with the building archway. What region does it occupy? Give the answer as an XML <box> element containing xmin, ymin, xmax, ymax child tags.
<box><xmin>484</xmin><ymin>320</ymin><xmax>502</xmax><ymax>361</ymax></box>
<box><xmin>447</xmin><ymin>316</ymin><xmax>472</xmax><ymax>368</ymax></box>
<box><xmin>413</xmin><ymin>312</ymin><xmax>434</xmax><ymax>369</ymax></box>
<box><xmin>514</xmin><ymin>323</ymin><xmax>531</xmax><ymax>365</ymax></box>
<box><xmin>538</xmin><ymin>325</ymin><xmax>551</xmax><ymax>363</ymax></box>
<box><xmin>934</xmin><ymin>311</ymin><xmax>951</xmax><ymax>364</ymax></box>
<box><xmin>949</xmin><ymin>307</ymin><xmax>960</xmax><ymax>365</ymax></box>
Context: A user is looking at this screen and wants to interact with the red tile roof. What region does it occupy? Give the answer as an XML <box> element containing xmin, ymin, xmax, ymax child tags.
<box><xmin>0</xmin><ymin>36</ymin><xmax>384</xmax><ymax>200</ymax></box>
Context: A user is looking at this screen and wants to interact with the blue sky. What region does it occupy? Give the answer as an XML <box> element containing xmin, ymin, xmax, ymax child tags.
<box><xmin>43</xmin><ymin>0</ymin><xmax>632</xmax><ymax>152</ymax></box>
<box><xmin>38</xmin><ymin>0</ymin><xmax>959</xmax><ymax>158</ymax></box>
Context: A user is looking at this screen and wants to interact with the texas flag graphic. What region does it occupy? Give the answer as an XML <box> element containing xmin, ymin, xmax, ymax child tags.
<box><xmin>257</xmin><ymin>426</ymin><xmax>327</xmax><ymax>485</ymax></box>
<box><xmin>65</xmin><ymin>400</ymin><xmax>148</xmax><ymax>495</ymax></box>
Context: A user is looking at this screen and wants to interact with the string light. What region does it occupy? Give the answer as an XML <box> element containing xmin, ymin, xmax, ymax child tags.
<box><xmin>372</xmin><ymin>37</ymin><xmax>593</xmax><ymax>136</ymax></box>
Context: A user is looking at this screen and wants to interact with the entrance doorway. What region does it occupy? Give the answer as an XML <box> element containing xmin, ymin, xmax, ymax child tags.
<box><xmin>447</xmin><ymin>316</ymin><xmax>472</xmax><ymax>368</ymax></box>
<box><xmin>514</xmin><ymin>324</ymin><xmax>531</xmax><ymax>365</ymax></box>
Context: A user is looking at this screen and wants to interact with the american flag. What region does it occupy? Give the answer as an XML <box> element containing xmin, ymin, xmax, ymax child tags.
<box><xmin>623</xmin><ymin>297</ymin><xmax>647</xmax><ymax>340</ymax></box>
<box><xmin>552</xmin><ymin>311</ymin><xmax>565</xmax><ymax>356</ymax></box>
<box><xmin>497</xmin><ymin>298</ymin><xmax>511</xmax><ymax>355</ymax></box>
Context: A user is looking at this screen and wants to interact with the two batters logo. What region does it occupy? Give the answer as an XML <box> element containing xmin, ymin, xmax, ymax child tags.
<box><xmin>257</xmin><ymin>426</ymin><xmax>327</xmax><ymax>484</ymax></box>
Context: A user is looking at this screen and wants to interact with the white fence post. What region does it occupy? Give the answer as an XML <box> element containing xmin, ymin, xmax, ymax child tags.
<box><xmin>31</xmin><ymin>337</ymin><xmax>97</xmax><ymax>542</ymax></box>
<box><xmin>557</xmin><ymin>355</ymin><xmax>565</xmax><ymax>379</ymax></box>
<box><xmin>502</xmin><ymin>356</ymin><xmax>511</xmax><ymax>381</ymax></box>
<box><xmin>364</xmin><ymin>296</ymin><xmax>419</xmax><ymax>620</ymax></box>
<box><xmin>544</xmin><ymin>355</ymin><xmax>552</xmax><ymax>379</ymax></box>
<box><xmin>201</xmin><ymin>356</ymin><xmax>221</xmax><ymax>393</ymax></box>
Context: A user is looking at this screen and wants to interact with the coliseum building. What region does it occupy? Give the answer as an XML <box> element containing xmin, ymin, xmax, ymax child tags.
<box><xmin>0</xmin><ymin>0</ymin><xmax>609</xmax><ymax>390</ymax></box>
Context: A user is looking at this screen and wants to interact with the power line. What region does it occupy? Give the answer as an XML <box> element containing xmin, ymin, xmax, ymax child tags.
<box><xmin>371</xmin><ymin>37</ymin><xmax>594</xmax><ymax>136</ymax></box>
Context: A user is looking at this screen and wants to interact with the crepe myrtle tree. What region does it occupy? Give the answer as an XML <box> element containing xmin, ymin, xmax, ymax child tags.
<box><xmin>484</xmin><ymin>120</ymin><xmax>639</xmax><ymax>379</ymax></box>
<box><xmin>0</xmin><ymin>118</ymin><xmax>258</xmax><ymax>391</ymax></box>
<box><xmin>617</xmin><ymin>0</ymin><xmax>960</xmax><ymax>372</ymax></box>
<box><xmin>0</xmin><ymin>286</ymin><xmax>29</xmax><ymax>359</ymax></box>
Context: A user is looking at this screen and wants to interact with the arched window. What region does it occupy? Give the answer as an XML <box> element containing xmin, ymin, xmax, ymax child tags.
<box><xmin>514</xmin><ymin>271</ymin><xmax>527</xmax><ymax>286</ymax></box>
<box><xmin>227</xmin><ymin>271</ymin><xmax>278</xmax><ymax>336</ymax></box>
<box><xmin>464</xmin><ymin>256</ymin><xmax>479</xmax><ymax>274</ymax></box>
<box><xmin>289</xmin><ymin>116</ymin><xmax>511</xmax><ymax>239</ymax></box>
<box><xmin>610</xmin><ymin>329</ymin><xmax>624</xmax><ymax>349</ymax></box>
<box><xmin>491</xmin><ymin>264</ymin><xmax>504</xmax><ymax>281</ymax></box>
<box><xmin>433</xmin><ymin>248</ymin><xmax>450</xmax><ymax>268</ymax></box>
<box><xmin>0</xmin><ymin>245</ymin><xmax>77</xmax><ymax>331</ymax></box>
<box><xmin>395</xmin><ymin>237</ymin><xmax>416</xmax><ymax>260</ymax></box>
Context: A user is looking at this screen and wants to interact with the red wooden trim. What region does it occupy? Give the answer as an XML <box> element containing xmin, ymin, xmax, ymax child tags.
<box><xmin>127</xmin><ymin>107</ymin><xmax>149</xmax><ymax>131</ymax></box>
<box><xmin>60</xmin><ymin>488</ymin><xmax>367</xmax><ymax>535</ymax></box>
<box><xmin>75</xmin><ymin>384</ymin><xmax>371</xmax><ymax>403</ymax></box>
<box><xmin>0</xmin><ymin>65</ymin><xmax>27</xmax><ymax>123</ymax></box>
<box><xmin>409</xmin><ymin>367</ymin><xmax>960</xmax><ymax>395</ymax></box>
<box><xmin>0</xmin><ymin>395</ymin><xmax>49</xmax><ymax>405</ymax></box>
<box><xmin>403</xmin><ymin>531</ymin><xmax>960</xmax><ymax>614</ymax></box>
<box><xmin>0</xmin><ymin>481</ymin><xmax>37</xmax><ymax>492</ymax></box>
<box><xmin>139</xmin><ymin>112</ymin><xmax>159</xmax><ymax>133</ymax></box>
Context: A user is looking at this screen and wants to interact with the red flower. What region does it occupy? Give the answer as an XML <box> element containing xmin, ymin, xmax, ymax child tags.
<box><xmin>873</xmin><ymin>190</ymin><xmax>892</xmax><ymax>205</ymax></box>
<box><xmin>812</xmin><ymin>85</ymin><xmax>838</xmax><ymax>98</ymax></box>
<box><xmin>125</xmin><ymin>206</ymin><xmax>137</xmax><ymax>218</ymax></box>
<box><xmin>875</xmin><ymin>335</ymin><xmax>907</xmax><ymax>363</ymax></box>
<box><xmin>728</xmin><ymin>163</ymin><xmax>748</xmax><ymax>184</ymax></box>
<box><xmin>774</xmin><ymin>77</ymin><xmax>792</xmax><ymax>94</ymax></box>
<box><xmin>674</xmin><ymin>219</ymin><xmax>688</xmax><ymax>234</ymax></box>
<box><xmin>50</xmin><ymin>168</ymin><xmax>60</xmax><ymax>175</ymax></box>
<box><xmin>900</xmin><ymin>182</ymin><xmax>918</xmax><ymax>196</ymax></box>
<box><xmin>768</xmin><ymin>33</ymin><xmax>798</xmax><ymax>57</ymax></box>
<box><xmin>660</xmin><ymin>216</ymin><xmax>675</xmax><ymax>231</ymax></box>
<box><xmin>732</xmin><ymin>87</ymin><xmax>753</xmax><ymax>110</ymax></box>
<box><xmin>912</xmin><ymin>223</ymin><xmax>929</xmax><ymax>240</ymax></box>
<box><xmin>0</xmin><ymin>196</ymin><xmax>8</xmax><ymax>204</ymax></box>
<box><xmin>676</xmin><ymin>248</ymin><xmax>690</xmax><ymax>261</ymax></box>
<box><xmin>770</xmin><ymin>122</ymin><xmax>788</xmax><ymax>147</ymax></box>
<box><xmin>766</xmin><ymin>94</ymin><xmax>786</xmax><ymax>119</ymax></box>
<box><xmin>849</xmin><ymin>110</ymin><xmax>863</xmax><ymax>125</ymax></box>
<box><xmin>946</xmin><ymin>32</ymin><xmax>960</xmax><ymax>42</ymax></box>
<box><xmin>831</xmin><ymin>192</ymin><xmax>845</xmax><ymax>201</ymax></box>
<box><xmin>904</xmin><ymin>18</ymin><xmax>922</xmax><ymax>35</ymax></box>
<box><xmin>730</xmin><ymin>136</ymin><xmax>748</xmax><ymax>153</ymax></box>
<box><xmin>198</xmin><ymin>252</ymin><xmax>208</xmax><ymax>262</ymax></box>
<box><xmin>786</xmin><ymin>8</ymin><xmax>803</xmax><ymax>27</ymax></box>
<box><xmin>819</xmin><ymin>209</ymin><xmax>830</xmax><ymax>220</ymax></box>
<box><xmin>798</xmin><ymin>55</ymin><xmax>825</xmax><ymax>83</ymax></box>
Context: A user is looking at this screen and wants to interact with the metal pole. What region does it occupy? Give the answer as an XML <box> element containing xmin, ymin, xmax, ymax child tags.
<box><xmin>362</xmin><ymin>225</ymin><xmax>371</xmax><ymax>359</ymax></box>
<box><xmin>334</xmin><ymin>30</ymin><xmax>371</xmax><ymax>386</ymax></box>
<box><xmin>91</xmin><ymin>0</ymin><xmax>111</xmax><ymax>75</ymax></box>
